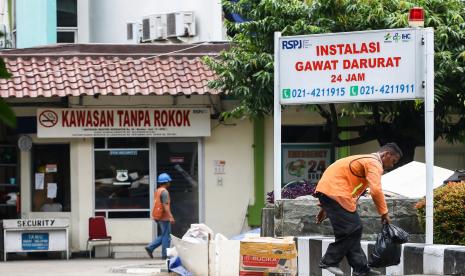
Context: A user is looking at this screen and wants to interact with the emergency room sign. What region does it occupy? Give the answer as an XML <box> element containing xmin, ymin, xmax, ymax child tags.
<box><xmin>37</xmin><ymin>108</ymin><xmax>211</xmax><ymax>138</ymax></box>
<box><xmin>278</xmin><ymin>28</ymin><xmax>427</xmax><ymax>104</ymax></box>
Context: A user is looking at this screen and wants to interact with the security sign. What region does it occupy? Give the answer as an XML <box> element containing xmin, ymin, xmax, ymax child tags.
<box><xmin>278</xmin><ymin>28</ymin><xmax>427</xmax><ymax>104</ymax></box>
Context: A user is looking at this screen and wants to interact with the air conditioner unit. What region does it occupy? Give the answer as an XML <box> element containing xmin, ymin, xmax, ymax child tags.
<box><xmin>126</xmin><ymin>22</ymin><xmax>141</xmax><ymax>44</ymax></box>
<box><xmin>141</xmin><ymin>14</ymin><xmax>167</xmax><ymax>41</ymax></box>
<box><xmin>0</xmin><ymin>24</ymin><xmax>12</xmax><ymax>49</ymax></box>
<box><xmin>166</xmin><ymin>12</ymin><xmax>196</xmax><ymax>38</ymax></box>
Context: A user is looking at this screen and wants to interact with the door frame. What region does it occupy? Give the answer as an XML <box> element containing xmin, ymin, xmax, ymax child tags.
<box><xmin>149</xmin><ymin>137</ymin><xmax>205</xmax><ymax>236</ymax></box>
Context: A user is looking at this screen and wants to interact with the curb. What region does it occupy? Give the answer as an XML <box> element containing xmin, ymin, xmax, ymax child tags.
<box><xmin>297</xmin><ymin>236</ymin><xmax>465</xmax><ymax>275</ymax></box>
<box><xmin>110</xmin><ymin>261</ymin><xmax>169</xmax><ymax>274</ymax></box>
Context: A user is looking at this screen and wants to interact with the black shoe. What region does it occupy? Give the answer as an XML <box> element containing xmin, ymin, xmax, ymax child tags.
<box><xmin>353</xmin><ymin>269</ymin><xmax>381</xmax><ymax>276</ymax></box>
<box><xmin>144</xmin><ymin>247</ymin><xmax>153</xmax><ymax>258</ymax></box>
<box><xmin>319</xmin><ymin>261</ymin><xmax>344</xmax><ymax>276</ymax></box>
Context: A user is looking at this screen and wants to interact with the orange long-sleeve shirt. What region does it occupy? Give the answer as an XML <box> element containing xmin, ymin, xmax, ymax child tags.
<box><xmin>315</xmin><ymin>154</ymin><xmax>388</xmax><ymax>215</ymax></box>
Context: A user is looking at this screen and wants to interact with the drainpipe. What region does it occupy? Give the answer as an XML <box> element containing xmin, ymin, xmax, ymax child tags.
<box><xmin>7</xmin><ymin>0</ymin><xmax>12</xmax><ymax>33</ymax></box>
<box><xmin>338</xmin><ymin>117</ymin><xmax>351</xmax><ymax>158</ymax></box>
<box><xmin>247</xmin><ymin>116</ymin><xmax>265</xmax><ymax>227</ymax></box>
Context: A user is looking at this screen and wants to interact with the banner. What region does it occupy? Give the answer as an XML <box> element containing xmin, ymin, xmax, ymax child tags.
<box><xmin>37</xmin><ymin>108</ymin><xmax>211</xmax><ymax>138</ymax></box>
<box><xmin>279</xmin><ymin>28</ymin><xmax>426</xmax><ymax>104</ymax></box>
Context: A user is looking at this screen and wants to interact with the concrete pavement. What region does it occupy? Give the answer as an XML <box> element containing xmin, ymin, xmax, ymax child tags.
<box><xmin>0</xmin><ymin>257</ymin><xmax>442</xmax><ymax>276</ymax></box>
<box><xmin>0</xmin><ymin>258</ymin><xmax>168</xmax><ymax>276</ymax></box>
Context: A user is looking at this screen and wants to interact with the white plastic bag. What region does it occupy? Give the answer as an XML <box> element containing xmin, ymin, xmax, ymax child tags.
<box><xmin>166</xmin><ymin>246</ymin><xmax>178</xmax><ymax>257</ymax></box>
<box><xmin>181</xmin><ymin>223</ymin><xmax>214</xmax><ymax>244</ymax></box>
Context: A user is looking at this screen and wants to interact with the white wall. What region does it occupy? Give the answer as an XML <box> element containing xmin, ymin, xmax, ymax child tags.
<box><xmin>204</xmin><ymin>118</ymin><xmax>254</xmax><ymax>237</ymax></box>
<box><xmin>88</xmin><ymin>0</ymin><xmax>224</xmax><ymax>43</ymax></box>
<box><xmin>77</xmin><ymin>0</ymin><xmax>90</xmax><ymax>43</ymax></box>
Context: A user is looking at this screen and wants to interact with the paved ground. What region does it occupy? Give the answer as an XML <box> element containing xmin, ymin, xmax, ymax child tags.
<box><xmin>0</xmin><ymin>256</ymin><xmax>440</xmax><ymax>276</ymax></box>
<box><xmin>0</xmin><ymin>258</ymin><xmax>168</xmax><ymax>276</ymax></box>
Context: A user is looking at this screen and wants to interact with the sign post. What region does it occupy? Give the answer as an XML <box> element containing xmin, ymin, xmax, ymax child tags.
<box><xmin>274</xmin><ymin>28</ymin><xmax>434</xmax><ymax>242</ymax></box>
<box><xmin>424</xmin><ymin>28</ymin><xmax>435</xmax><ymax>244</ymax></box>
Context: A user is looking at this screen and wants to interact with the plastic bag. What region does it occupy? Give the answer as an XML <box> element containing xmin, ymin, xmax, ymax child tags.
<box><xmin>166</xmin><ymin>246</ymin><xmax>178</xmax><ymax>257</ymax></box>
<box><xmin>168</xmin><ymin>256</ymin><xmax>193</xmax><ymax>276</ymax></box>
<box><xmin>181</xmin><ymin>223</ymin><xmax>214</xmax><ymax>244</ymax></box>
<box><xmin>369</xmin><ymin>223</ymin><xmax>409</xmax><ymax>268</ymax></box>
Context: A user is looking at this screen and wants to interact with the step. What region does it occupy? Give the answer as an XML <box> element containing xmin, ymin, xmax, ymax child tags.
<box><xmin>111</xmin><ymin>243</ymin><xmax>162</xmax><ymax>259</ymax></box>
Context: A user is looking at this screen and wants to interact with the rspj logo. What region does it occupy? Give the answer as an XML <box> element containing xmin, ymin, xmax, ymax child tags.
<box><xmin>282</xmin><ymin>39</ymin><xmax>311</xmax><ymax>50</ymax></box>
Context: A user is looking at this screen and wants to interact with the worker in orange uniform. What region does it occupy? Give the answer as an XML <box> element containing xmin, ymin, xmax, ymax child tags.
<box><xmin>315</xmin><ymin>143</ymin><xmax>403</xmax><ymax>276</ymax></box>
<box><xmin>145</xmin><ymin>173</ymin><xmax>175</xmax><ymax>259</ymax></box>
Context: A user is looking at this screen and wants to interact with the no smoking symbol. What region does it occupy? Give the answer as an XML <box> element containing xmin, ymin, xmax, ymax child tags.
<box><xmin>39</xmin><ymin>110</ymin><xmax>58</xmax><ymax>128</ymax></box>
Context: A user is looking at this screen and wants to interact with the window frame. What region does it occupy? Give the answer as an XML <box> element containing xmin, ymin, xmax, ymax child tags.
<box><xmin>57</xmin><ymin>27</ymin><xmax>77</xmax><ymax>43</ymax></box>
<box><xmin>56</xmin><ymin>0</ymin><xmax>78</xmax><ymax>43</ymax></box>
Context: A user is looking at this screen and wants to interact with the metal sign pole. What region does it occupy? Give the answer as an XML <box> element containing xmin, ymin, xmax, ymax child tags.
<box><xmin>425</xmin><ymin>28</ymin><xmax>435</xmax><ymax>244</ymax></box>
<box><xmin>274</xmin><ymin>32</ymin><xmax>282</xmax><ymax>201</ymax></box>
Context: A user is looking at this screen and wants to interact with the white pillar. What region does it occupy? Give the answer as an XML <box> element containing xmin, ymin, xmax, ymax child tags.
<box><xmin>424</xmin><ymin>27</ymin><xmax>435</xmax><ymax>244</ymax></box>
<box><xmin>273</xmin><ymin>32</ymin><xmax>282</xmax><ymax>201</ymax></box>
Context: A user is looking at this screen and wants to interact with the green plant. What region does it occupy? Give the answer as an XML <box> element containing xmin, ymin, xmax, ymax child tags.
<box><xmin>0</xmin><ymin>31</ymin><xmax>15</xmax><ymax>128</ymax></box>
<box><xmin>415</xmin><ymin>181</ymin><xmax>465</xmax><ymax>245</ymax></box>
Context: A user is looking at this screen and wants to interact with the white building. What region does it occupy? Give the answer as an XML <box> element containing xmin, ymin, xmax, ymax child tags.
<box><xmin>0</xmin><ymin>0</ymin><xmax>464</xmax><ymax>258</ymax></box>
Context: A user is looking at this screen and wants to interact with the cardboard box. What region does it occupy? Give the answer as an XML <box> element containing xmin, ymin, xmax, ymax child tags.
<box><xmin>239</xmin><ymin>236</ymin><xmax>297</xmax><ymax>276</ymax></box>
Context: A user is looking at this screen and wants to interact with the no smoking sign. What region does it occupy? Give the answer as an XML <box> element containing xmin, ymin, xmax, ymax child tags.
<box><xmin>38</xmin><ymin>110</ymin><xmax>58</xmax><ymax>128</ymax></box>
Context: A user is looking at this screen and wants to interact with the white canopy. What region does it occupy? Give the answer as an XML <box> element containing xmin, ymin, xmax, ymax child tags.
<box><xmin>381</xmin><ymin>161</ymin><xmax>453</xmax><ymax>198</ymax></box>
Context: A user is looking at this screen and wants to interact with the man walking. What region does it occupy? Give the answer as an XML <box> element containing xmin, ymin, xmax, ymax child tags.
<box><xmin>315</xmin><ymin>143</ymin><xmax>402</xmax><ymax>276</ymax></box>
<box><xmin>145</xmin><ymin>173</ymin><xmax>175</xmax><ymax>259</ymax></box>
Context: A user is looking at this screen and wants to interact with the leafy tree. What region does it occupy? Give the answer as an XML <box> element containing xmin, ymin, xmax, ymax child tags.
<box><xmin>205</xmin><ymin>0</ymin><xmax>465</xmax><ymax>163</ymax></box>
<box><xmin>0</xmin><ymin>31</ymin><xmax>15</xmax><ymax>128</ymax></box>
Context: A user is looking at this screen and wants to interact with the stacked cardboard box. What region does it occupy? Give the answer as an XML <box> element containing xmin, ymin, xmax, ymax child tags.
<box><xmin>239</xmin><ymin>237</ymin><xmax>297</xmax><ymax>276</ymax></box>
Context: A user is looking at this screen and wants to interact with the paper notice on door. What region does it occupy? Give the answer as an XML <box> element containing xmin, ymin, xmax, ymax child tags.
<box><xmin>47</xmin><ymin>183</ymin><xmax>57</xmax><ymax>199</ymax></box>
<box><xmin>35</xmin><ymin>173</ymin><xmax>45</xmax><ymax>190</ymax></box>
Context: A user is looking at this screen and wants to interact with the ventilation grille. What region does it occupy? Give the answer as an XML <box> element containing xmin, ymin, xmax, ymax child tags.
<box><xmin>142</xmin><ymin>18</ymin><xmax>150</xmax><ymax>41</ymax></box>
<box><xmin>126</xmin><ymin>23</ymin><xmax>133</xmax><ymax>40</ymax></box>
<box><xmin>167</xmin><ymin>13</ymin><xmax>176</xmax><ymax>37</ymax></box>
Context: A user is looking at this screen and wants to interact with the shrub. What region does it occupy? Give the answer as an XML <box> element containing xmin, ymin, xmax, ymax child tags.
<box><xmin>415</xmin><ymin>181</ymin><xmax>465</xmax><ymax>245</ymax></box>
<box><xmin>266</xmin><ymin>180</ymin><xmax>316</xmax><ymax>204</ymax></box>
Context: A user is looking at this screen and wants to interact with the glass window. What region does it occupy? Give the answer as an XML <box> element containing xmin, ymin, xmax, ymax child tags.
<box><xmin>156</xmin><ymin>142</ymin><xmax>198</xmax><ymax>237</ymax></box>
<box><xmin>94</xmin><ymin>138</ymin><xmax>105</xmax><ymax>149</ymax></box>
<box><xmin>57</xmin><ymin>0</ymin><xmax>77</xmax><ymax>27</ymax></box>
<box><xmin>94</xmin><ymin>138</ymin><xmax>150</xmax><ymax>214</ymax></box>
<box><xmin>0</xmin><ymin>145</ymin><xmax>19</xmax><ymax>219</ymax></box>
<box><xmin>0</xmin><ymin>124</ymin><xmax>19</xmax><ymax>219</ymax></box>
<box><xmin>31</xmin><ymin>144</ymin><xmax>71</xmax><ymax>212</ymax></box>
<box><xmin>57</xmin><ymin>31</ymin><xmax>76</xmax><ymax>43</ymax></box>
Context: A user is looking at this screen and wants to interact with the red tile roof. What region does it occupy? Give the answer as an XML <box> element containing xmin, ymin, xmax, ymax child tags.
<box><xmin>0</xmin><ymin>43</ymin><xmax>229</xmax><ymax>98</ymax></box>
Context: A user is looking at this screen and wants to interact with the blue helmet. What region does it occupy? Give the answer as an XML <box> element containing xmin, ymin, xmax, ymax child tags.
<box><xmin>157</xmin><ymin>173</ymin><xmax>172</xmax><ymax>183</ymax></box>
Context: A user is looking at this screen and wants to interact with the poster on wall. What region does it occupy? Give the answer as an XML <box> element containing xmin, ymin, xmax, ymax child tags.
<box><xmin>282</xmin><ymin>144</ymin><xmax>333</xmax><ymax>187</ymax></box>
